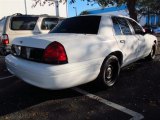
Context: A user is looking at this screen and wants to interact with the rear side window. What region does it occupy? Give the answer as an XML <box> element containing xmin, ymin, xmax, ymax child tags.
<box><xmin>0</xmin><ymin>18</ymin><xmax>6</xmax><ymax>32</ymax></box>
<box><xmin>127</xmin><ymin>19</ymin><xmax>144</xmax><ymax>34</ymax></box>
<box><xmin>50</xmin><ymin>16</ymin><xmax>101</xmax><ymax>34</ymax></box>
<box><xmin>41</xmin><ymin>18</ymin><xmax>59</xmax><ymax>30</ymax></box>
<box><xmin>112</xmin><ymin>17</ymin><xmax>122</xmax><ymax>35</ymax></box>
<box><xmin>116</xmin><ymin>17</ymin><xmax>132</xmax><ymax>35</ymax></box>
<box><xmin>11</xmin><ymin>17</ymin><xmax>38</xmax><ymax>30</ymax></box>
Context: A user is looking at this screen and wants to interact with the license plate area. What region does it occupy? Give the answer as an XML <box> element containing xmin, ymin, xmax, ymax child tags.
<box><xmin>11</xmin><ymin>45</ymin><xmax>44</xmax><ymax>62</ymax></box>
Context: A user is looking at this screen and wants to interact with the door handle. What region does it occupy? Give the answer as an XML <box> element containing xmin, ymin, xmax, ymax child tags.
<box><xmin>120</xmin><ymin>40</ymin><xmax>125</xmax><ymax>43</ymax></box>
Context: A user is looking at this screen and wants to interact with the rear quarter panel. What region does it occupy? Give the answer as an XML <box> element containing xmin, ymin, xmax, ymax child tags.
<box><xmin>61</xmin><ymin>34</ymin><xmax>121</xmax><ymax>65</ymax></box>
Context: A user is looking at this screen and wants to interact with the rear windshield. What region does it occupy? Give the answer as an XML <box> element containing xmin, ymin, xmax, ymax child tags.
<box><xmin>50</xmin><ymin>16</ymin><xmax>101</xmax><ymax>34</ymax></box>
<box><xmin>41</xmin><ymin>18</ymin><xmax>59</xmax><ymax>30</ymax></box>
<box><xmin>11</xmin><ymin>17</ymin><xmax>38</xmax><ymax>30</ymax></box>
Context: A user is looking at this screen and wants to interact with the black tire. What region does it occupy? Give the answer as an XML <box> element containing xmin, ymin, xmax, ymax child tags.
<box><xmin>99</xmin><ymin>55</ymin><xmax>120</xmax><ymax>87</ymax></box>
<box><xmin>0</xmin><ymin>48</ymin><xmax>10</xmax><ymax>56</ymax></box>
<box><xmin>0</xmin><ymin>50</ymin><xmax>7</xmax><ymax>56</ymax></box>
<box><xmin>146</xmin><ymin>44</ymin><xmax>156</xmax><ymax>60</ymax></box>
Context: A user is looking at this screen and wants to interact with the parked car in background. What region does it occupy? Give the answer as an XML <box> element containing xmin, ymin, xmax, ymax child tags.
<box><xmin>0</xmin><ymin>13</ymin><xmax>64</xmax><ymax>55</ymax></box>
<box><xmin>143</xmin><ymin>25</ymin><xmax>160</xmax><ymax>35</ymax></box>
<box><xmin>143</xmin><ymin>25</ymin><xmax>154</xmax><ymax>34</ymax></box>
<box><xmin>152</xmin><ymin>26</ymin><xmax>160</xmax><ymax>34</ymax></box>
<box><xmin>6</xmin><ymin>15</ymin><xmax>157</xmax><ymax>90</ymax></box>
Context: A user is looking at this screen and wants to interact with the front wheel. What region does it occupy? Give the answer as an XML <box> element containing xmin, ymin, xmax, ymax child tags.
<box><xmin>99</xmin><ymin>55</ymin><xmax>120</xmax><ymax>87</ymax></box>
<box><xmin>146</xmin><ymin>44</ymin><xmax>156</xmax><ymax>60</ymax></box>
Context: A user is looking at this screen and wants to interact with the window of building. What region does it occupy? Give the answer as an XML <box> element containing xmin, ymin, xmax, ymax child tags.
<box><xmin>146</xmin><ymin>15</ymin><xmax>158</xmax><ymax>26</ymax></box>
<box><xmin>151</xmin><ymin>15</ymin><xmax>156</xmax><ymax>26</ymax></box>
<box><xmin>157</xmin><ymin>15</ymin><xmax>160</xmax><ymax>26</ymax></box>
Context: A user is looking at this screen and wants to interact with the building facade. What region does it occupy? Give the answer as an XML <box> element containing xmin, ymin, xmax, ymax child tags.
<box><xmin>0</xmin><ymin>0</ymin><xmax>67</xmax><ymax>19</ymax></box>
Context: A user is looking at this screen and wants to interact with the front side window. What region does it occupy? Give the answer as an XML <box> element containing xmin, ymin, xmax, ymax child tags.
<box><xmin>116</xmin><ymin>17</ymin><xmax>132</xmax><ymax>35</ymax></box>
<box><xmin>112</xmin><ymin>17</ymin><xmax>122</xmax><ymax>35</ymax></box>
<box><xmin>11</xmin><ymin>17</ymin><xmax>38</xmax><ymax>30</ymax></box>
<box><xmin>128</xmin><ymin>19</ymin><xmax>144</xmax><ymax>34</ymax></box>
<box><xmin>50</xmin><ymin>16</ymin><xmax>101</xmax><ymax>34</ymax></box>
<box><xmin>41</xmin><ymin>18</ymin><xmax>59</xmax><ymax>30</ymax></box>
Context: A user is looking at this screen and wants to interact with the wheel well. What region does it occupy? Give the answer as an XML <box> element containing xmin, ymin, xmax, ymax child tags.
<box><xmin>109</xmin><ymin>51</ymin><xmax>123</xmax><ymax>65</ymax></box>
<box><xmin>101</xmin><ymin>51</ymin><xmax>123</xmax><ymax>71</ymax></box>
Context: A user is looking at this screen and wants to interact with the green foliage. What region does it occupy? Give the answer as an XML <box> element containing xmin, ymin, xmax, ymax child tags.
<box><xmin>32</xmin><ymin>0</ymin><xmax>160</xmax><ymax>14</ymax></box>
<box><xmin>32</xmin><ymin>0</ymin><xmax>160</xmax><ymax>21</ymax></box>
<box><xmin>80</xmin><ymin>10</ymin><xmax>89</xmax><ymax>15</ymax></box>
<box><xmin>137</xmin><ymin>0</ymin><xmax>160</xmax><ymax>14</ymax></box>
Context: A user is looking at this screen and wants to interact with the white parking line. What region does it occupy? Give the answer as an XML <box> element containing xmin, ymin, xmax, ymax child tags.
<box><xmin>0</xmin><ymin>75</ymin><xmax>15</xmax><ymax>80</ymax></box>
<box><xmin>73</xmin><ymin>87</ymin><xmax>144</xmax><ymax>120</ymax></box>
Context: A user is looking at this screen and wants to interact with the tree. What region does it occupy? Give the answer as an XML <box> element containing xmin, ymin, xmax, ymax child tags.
<box><xmin>80</xmin><ymin>10</ymin><xmax>89</xmax><ymax>15</ymax></box>
<box><xmin>137</xmin><ymin>0</ymin><xmax>160</xmax><ymax>25</ymax></box>
<box><xmin>138</xmin><ymin>0</ymin><xmax>160</xmax><ymax>14</ymax></box>
<box><xmin>32</xmin><ymin>0</ymin><xmax>160</xmax><ymax>21</ymax></box>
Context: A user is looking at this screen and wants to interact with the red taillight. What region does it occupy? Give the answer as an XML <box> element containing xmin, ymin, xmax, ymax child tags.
<box><xmin>43</xmin><ymin>41</ymin><xmax>68</xmax><ymax>64</ymax></box>
<box><xmin>2</xmin><ymin>34</ymin><xmax>9</xmax><ymax>45</ymax></box>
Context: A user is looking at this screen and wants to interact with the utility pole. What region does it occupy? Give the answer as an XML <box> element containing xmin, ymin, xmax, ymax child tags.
<box><xmin>147</xmin><ymin>6</ymin><xmax>150</xmax><ymax>26</ymax></box>
<box><xmin>73</xmin><ymin>7</ymin><xmax>77</xmax><ymax>16</ymax></box>
<box><xmin>24</xmin><ymin>0</ymin><xmax>27</xmax><ymax>15</ymax></box>
<box><xmin>55</xmin><ymin>0</ymin><xmax>59</xmax><ymax>17</ymax></box>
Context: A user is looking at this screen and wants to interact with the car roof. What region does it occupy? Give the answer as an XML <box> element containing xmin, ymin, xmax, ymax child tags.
<box><xmin>79</xmin><ymin>14</ymin><xmax>139</xmax><ymax>25</ymax></box>
<box><xmin>79</xmin><ymin>14</ymin><xmax>133</xmax><ymax>20</ymax></box>
<box><xmin>4</xmin><ymin>13</ymin><xmax>65</xmax><ymax>19</ymax></box>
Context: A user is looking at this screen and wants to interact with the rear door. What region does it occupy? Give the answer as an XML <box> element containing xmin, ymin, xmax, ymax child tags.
<box><xmin>112</xmin><ymin>17</ymin><xmax>139</xmax><ymax>66</ymax></box>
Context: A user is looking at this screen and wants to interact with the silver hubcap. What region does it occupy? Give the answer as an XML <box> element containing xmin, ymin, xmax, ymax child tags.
<box><xmin>105</xmin><ymin>65</ymin><xmax>113</xmax><ymax>80</ymax></box>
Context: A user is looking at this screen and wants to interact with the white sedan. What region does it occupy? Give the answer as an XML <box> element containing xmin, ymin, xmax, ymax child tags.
<box><xmin>5</xmin><ymin>15</ymin><xmax>158</xmax><ymax>90</ymax></box>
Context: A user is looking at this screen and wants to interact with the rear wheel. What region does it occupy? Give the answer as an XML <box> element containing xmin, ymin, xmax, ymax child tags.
<box><xmin>99</xmin><ymin>55</ymin><xmax>120</xmax><ymax>87</ymax></box>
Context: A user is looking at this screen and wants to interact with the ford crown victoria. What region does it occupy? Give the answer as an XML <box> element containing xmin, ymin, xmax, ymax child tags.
<box><xmin>5</xmin><ymin>15</ymin><xmax>157</xmax><ymax>89</ymax></box>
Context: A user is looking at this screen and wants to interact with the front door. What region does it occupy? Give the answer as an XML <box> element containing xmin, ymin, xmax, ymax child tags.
<box><xmin>115</xmin><ymin>35</ymin><xmax>139</xmax><ymax>66</ymax></box>
<box><xmin>127</xmin><ymin>18</ymin><xmax>147</xmax><ymax>59</ymax></box>
<box><xmin>112</xmin><ymin>17</ymin><xmax>139</xmax><ymax>66</ymax></box>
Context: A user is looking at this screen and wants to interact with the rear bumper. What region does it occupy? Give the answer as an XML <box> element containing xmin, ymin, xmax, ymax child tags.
<box><xmin>5</xmin><ymin>55</ymin><xmax>102</xmax><ymax>90</ymax></box>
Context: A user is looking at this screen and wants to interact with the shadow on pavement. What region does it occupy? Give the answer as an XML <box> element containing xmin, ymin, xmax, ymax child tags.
<box><xmin>0</xmin><ymin>78</ymin><xmax>81</xmax><ymax>116</ymax></box>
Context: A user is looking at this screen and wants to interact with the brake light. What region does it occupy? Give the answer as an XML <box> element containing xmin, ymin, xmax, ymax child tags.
<box><xmin>2</xmin><ymin>34</ymin><xmax>9</xmax><ymax>45</ymax></box>
<box><xmin>43</xmin><ymin>41</ymin><xmax>68</xmax><ymax>64</ymax></box>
